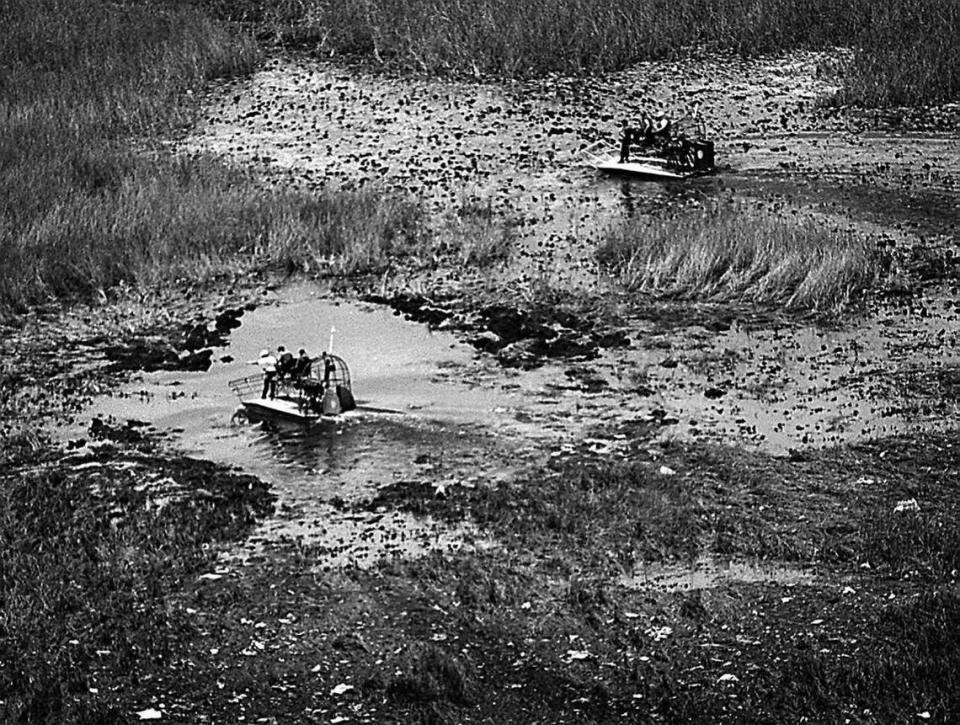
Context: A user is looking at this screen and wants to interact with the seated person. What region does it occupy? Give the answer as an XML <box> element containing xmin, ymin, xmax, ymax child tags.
<box><xmin>276</xmin><ymin>345</ymin><xmax>295</xmax><ymax>378</ymax></box>
<box><xmin>294</xmin><ymin>348</ymin><xmax>312</xmax><ymax>379</ymax></box>
<box><xmin>636</xmin><ymin>114</ymin><xmax>672</xmax><ymax>151</ymax></box>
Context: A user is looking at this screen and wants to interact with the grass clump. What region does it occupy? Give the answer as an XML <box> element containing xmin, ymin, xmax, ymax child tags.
<box><xmin>431</xmin><ymin>194</ymin><xmax>516</xmax><ymax>269</ymax></box>
<box><xmin>596</xmin><ymin>206</ymin><xmax>880</xmax><ymax>313</ymax></box>
<box><xmin>469</xmin><ymin>458</ymin><xmax>707</xmax><ymax>571</ymax></box>
<box><xmin>387</xmin><ymin>644</ymin><xmax>474</xmax><ymax>707</ymax></box>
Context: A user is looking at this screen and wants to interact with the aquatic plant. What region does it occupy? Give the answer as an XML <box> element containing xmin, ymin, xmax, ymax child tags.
<box><xmin>596</xmin><ymin>206</ymin><xmax>880</xmax><ymax>313</ymax></box>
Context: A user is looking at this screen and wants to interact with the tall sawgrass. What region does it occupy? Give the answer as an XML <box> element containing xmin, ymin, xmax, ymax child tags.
<box><xmin>836</xmin><ymin>0</ymin><xmax>960</xmax><ymax>106</ymax></box>
<box><xmin>241</xmin><ymin>0</ymin><xmax>959</xmax><ymax>104</ymax></box>
<box><xmin>0</xmin><ymin>157</ymin><xmax>426</xmax><ymax>309</ymax></box>
<box><xmin>0</xmin><ymin>0</ymin><xmax>427</xmax><ymax>316</ymax></box>
<box><xmin>596</xmin><ymin>206</ymin><xmax>879</xmax><ymax>313</ymax></box>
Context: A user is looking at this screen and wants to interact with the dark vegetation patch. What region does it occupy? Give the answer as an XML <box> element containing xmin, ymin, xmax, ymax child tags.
<box><xmin>94</xmin><ymin>538</ymin><xmax>960</xmax><ymax>723</ymax></box>
<box><xmin>322</xmin><ymin>432</ymin><xmax>960</xmax><ymax>722</ymax></box>
<box><xmin>366</xmin><ymin>285</ymin><xmax>632</xmax><ymax>368</ymax></box>
<box><xmin>371</xmin><ymin>432</ymin><xmax>960</xmax><ymax>580</ymax></box>
<box><xmin>0</xmin><ymin>429</ymin><xmax>273</xmax><ymax>723</ymax></box>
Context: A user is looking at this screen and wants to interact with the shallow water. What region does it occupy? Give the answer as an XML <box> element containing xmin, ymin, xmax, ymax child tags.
<box><xmin>69</xmin><ymin>281</ymin><xmax>960</xmax><ymax>575</ymax></box>
<box><xmin>182</xmin><ymin>49</ymin><xmax>960</xmax><ymax>452</ymax></box>
<box><xmin>583</xmin><ymin>288</ymin><xmax>960</xmax><ymax>454</ymax></box>
<box><xmin>70</xmin><ymin>284</ymin><xmax>581</xmax><ymax>565</ymax></box>
<box><xmin>621</xmin><ymin>556</ymin><xmax>815</xmax><ymax>592</ymax></box>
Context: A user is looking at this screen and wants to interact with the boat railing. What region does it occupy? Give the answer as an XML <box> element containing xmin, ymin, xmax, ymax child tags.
<box><xmin>228</xmin><ymin>373</ymin><xmax>329</xmax><ymax>401</ymax></box>
<box><xmin>228</xmin><ymin>375</ymin><xmax>263</xmax><ymax>400</ymax></box>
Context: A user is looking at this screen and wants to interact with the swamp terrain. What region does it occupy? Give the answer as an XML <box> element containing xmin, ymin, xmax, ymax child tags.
<box><xmin>3</xmin><ymin>3</ymin><xmax>960</xmax><ymax>723</ymax></box>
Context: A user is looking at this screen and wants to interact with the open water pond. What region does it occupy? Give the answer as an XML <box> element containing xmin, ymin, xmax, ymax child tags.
<box><xmin>71</xmin><ymin>284</ymin><xmax>588</xmax><ymax>566</ymax></box>
<box><xmin>73</xmin><ymin>281</ymin><xmax>960</xmax><ymax>568</ymax></box>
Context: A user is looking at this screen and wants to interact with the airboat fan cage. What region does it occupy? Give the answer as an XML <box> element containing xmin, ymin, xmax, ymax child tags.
<box><xmin>318</xmin><ymin>354</ymin><xmax>351</xmax><ymax>390</ymax></box>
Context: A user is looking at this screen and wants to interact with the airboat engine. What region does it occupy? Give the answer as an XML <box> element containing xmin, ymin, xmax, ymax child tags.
<box><xmin>691</xmin><ymin>140</ymin><xmax>715</xmax><ymax>171</ymax></box>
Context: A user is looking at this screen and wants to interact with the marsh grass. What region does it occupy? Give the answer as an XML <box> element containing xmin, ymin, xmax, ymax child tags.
<box><xmin>836</xmin><ymin>1</ymin><xmax>960</xmax><ymax>106</ymax></box>
<box><xmin>429</xmin><ymin>194</ymin><xmax>515</xmax><ymax>270</ymax></box>
<box><xmin>232</xmin><ymin>0</ymin><xmax>960</xmax><ymax>105</ymax></box>
<box><xmin>0</xmin><ymin>437</ymin><xmax>273</xmax><ymax>721</ymax></box>
<box><xmin>0</xmin><ymin>0</ymin><xmax>432</xmax><ymax>316</ymax></box>
<box><xmin>1</xmin><ymin>156</ymin><xmax>427</xmax><ymax>310</ymax></box>
<box><xmin>439</xmin><ymin>432</ymin><xmax>960</xmax><ymax>579</ymax></box>
<box><xmin>387</xmin><ymin>644</ymin><xmax>473</xmax><ymax>707</ymax></box>
<box><xmin>597</xmin><ymin>206</ymin><xmax>879</xmax><ymax>313</ymax></box>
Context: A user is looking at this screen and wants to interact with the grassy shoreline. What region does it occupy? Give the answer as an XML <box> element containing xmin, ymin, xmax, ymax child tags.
<box><xmin>217</xmin><ymin>0</ymin><xmax>960</xmax><ymax>105</ymax></box>
<box><xmin>0</xmin><ymin>0</ymin><xmax>433</xmax><ymax>318</ymax></box>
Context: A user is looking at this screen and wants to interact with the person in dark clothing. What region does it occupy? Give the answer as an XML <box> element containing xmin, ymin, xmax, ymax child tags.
<box><xmin>276</xmin><ymin>345</ymin><xmax>295</xmax><ymax>378</ymax></box>
<box><xmin>321</xmin><ymin>352</ymin><xmax>336</xmax><ymax>388</ymax></box>
<box><xmin>294</xmin><ymin>348</ymin><xmax>312</xmax><ymax>379</ymax></box>
<box><xmin>618</xmin><ymin>119</ymin><xmax>635</xmax><ymax>163</ymax></box>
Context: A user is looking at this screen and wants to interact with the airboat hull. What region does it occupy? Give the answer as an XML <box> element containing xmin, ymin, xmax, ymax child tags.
<box><xmin>593</xmin><ymin>156</ymin><xmax>695</xmax><ymax>180</ymax></box>
<box><xmin>241</xmin><ymin>397</ymin><xmax>322</xmax><ymax>423</ymax></box>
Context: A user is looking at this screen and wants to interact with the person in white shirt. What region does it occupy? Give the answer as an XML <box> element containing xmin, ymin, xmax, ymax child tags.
<box><xmin>249</xmin><ymin>349</ymin><xmax>278</xmax><ymax>399</ymax></box>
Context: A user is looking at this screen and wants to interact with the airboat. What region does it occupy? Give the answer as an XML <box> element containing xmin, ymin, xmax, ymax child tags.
<box><xmin>582</xmin><ymin>134</ymin><xmax>716</xmax><ymax>180</ymax></box>
<box><xmin>228</xmin><ymin>353</ymin><xmax>356</xmax><ymax>424</ymax></box>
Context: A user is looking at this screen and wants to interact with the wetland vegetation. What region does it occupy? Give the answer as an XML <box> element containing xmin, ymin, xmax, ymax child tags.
<box><xmin>3</xmin><ymin>0</ymin><xmax>960</xmax><ymax>722</ymax></box>
<box><xmin>0</xmin><ymin>0</ymin><xmax>429</xmax><ymax>315</ymax></box>
<box><xmin>597</xmin><ymin>205</ymin><xmax>881</xmax><ymax>313</ymax></box>
<box><xmin>225</xmin><ymin>0</ymin><xmax>960</xmax><ymax>104</ymax></box>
